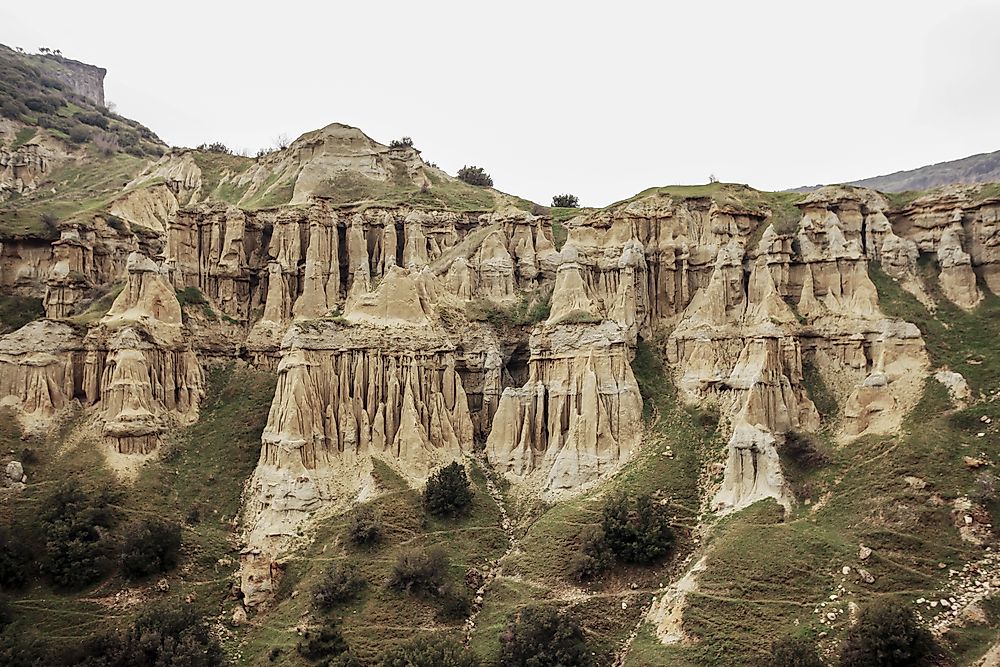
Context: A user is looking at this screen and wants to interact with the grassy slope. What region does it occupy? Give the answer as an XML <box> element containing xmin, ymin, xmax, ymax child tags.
<box><xmin>238</xmin><ymin>459</ymin><xmax>508</xmax><ymax>665</ymax></box>
<box><xmin>625</xmin><ymin>266</ymin><xmax>1000</xmax><ymax>666</ymax></box>
<box><xmin>0</xmin><ymin>293</ymin><xmax>43</xmax><ymax>332</ymax></box>
<box><xmin>468</xmin><ymin>341</ymin><xmax>717</xmax><ymax>664</ymax></box>
<box><xmin>0</xmin><ymin>150</ymin><xmax>148</xmax><ymax>238</ymax></box>
<box><xmin>0</xmin><ymin>365</ymin><xmax>275</xmax><ymax>656</ymax></box>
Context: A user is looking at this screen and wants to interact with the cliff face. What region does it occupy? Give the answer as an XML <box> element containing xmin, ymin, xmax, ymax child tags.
<box><xmin>2</xmin><ymin>119</ymin><xmax>999</xmax><ymax>615</ymax></box>
<box><xmin>42</xmin><ymin>55</ymin><xmax>107</xmax><ymax>107</ymax></box>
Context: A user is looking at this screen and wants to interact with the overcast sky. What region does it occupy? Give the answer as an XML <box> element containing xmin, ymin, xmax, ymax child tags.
<box><xmin>3</xmin><ymin>1</ymin><xmax>999</xmax><ymax>206</ymax></box>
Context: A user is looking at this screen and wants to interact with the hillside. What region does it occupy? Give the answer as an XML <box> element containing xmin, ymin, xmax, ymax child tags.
<box><xmin>1</xmin><ymin>48</ymin><xmax>1000</xmax><ymax>667</ymax></box>
<box><xmin>794</xmin><ymin>149</ymin><xmax>1000</xmax><ymax>193</ymax></box>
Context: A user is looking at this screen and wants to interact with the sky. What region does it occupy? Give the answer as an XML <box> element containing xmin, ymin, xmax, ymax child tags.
<box><xmin>3</xmin><ymin>0</ymin><xmax>999</xmax><ymax>207</ymax></box>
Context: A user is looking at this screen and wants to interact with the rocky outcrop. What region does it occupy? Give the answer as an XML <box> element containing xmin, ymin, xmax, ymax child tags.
<box><xmin>242</xmin><ymin>267</ymin><xmax>475</xmax><ymax>606</ymax></box>
<box><xmin>0</xmin><ymin>319</ymin><xmax>82</xmax><ymax>418</ymax></box>
<box><xmin>83</xmin><ymin>253</ymin><xmax>202</xmax><ymax>454</ymax></box>
<box><xmin>486</xmin><ymin>320</ymin><xmax>643</xmax><ymax>495</ymax></box>
<box><xmin>891</xmin><ymin>186</ymin><xmax>1000</xmax><ymax>304</ymax></box>
<box><xmin>41</xmin><ymin>55</ymin><xmax>107</xmax><ymax>107</ymax></box>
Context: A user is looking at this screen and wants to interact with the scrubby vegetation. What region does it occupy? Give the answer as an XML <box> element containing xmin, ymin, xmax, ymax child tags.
<box><xmin>389</xmin><ymin>546</ymin><xmax>448</xmax><ymax>594</ymax></box>
<box><xmin>0</xmin><ymin>46</ymin><xmax>162</xmax><ymax>156</ymax></box>
<box><xmin>838</xmin><ymin>599</ymin><xmax>936</xmax><ymax>666</ymax></box>
<box><xmin>457</xmin><ymin>165</ymin><xmax>493</xmax><ymax>187</ymax></box>
<box><xmin>388</xmin><ymin>136</ymin><xmax>414</xmax><ymax>150</ymax></box>
<box><xmin>312</xmin><ymin>562</ymin><xmax>366</xmax><ymax>609</ymax></box>
<box><xmin>40</xmin><ymin>481</ymin><xmax>117</xmax><ymax>589</ymax></box>
<box><xmin>499</xmin><ymin>606</ymin><xmax>594</xmax><ymax>667</ymax></box>
<box><xmin>761</xmin><ymin>636</ymin><xmax>825</xmax><ymax>667</ymax></box>
<box><xmin>379</xmin><ymin>635</ymin><xmax>479</xmax><ymax>667</ymax></box>
<box><xmin>601</xmin><ymin>492</ymin><xmax>675</xmax><ymax>564</ymax></box>
<box><xmin>424</xmin><ymin>462</ymin><xmax>473</xmax><ymax>518</ymax></box>
<box><xmin>346</xmin><ymin>504</ymin><xmax>383</xmax><ymax>546</ymax></box>
<box><xmin>551</xmin><ymin>193</ymin><xmax>579</xmax><ymax>208</ymax></box>
<box><xmin>119</xmin><ymin>518</ymin><xmax>181</xmax><ymax>578</ymax></box>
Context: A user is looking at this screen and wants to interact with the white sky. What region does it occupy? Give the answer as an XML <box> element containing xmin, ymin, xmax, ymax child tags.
<box><xmin>3</xmin><ymin>1</ymin><xmax>999</xmax><ymax>206</ymax></box>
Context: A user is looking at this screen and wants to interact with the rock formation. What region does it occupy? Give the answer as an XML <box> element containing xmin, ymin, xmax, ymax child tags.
<box><xmin>2</xmin><ymin>117</ymin><xmax>998</xmax><ymax>612</ymax></box>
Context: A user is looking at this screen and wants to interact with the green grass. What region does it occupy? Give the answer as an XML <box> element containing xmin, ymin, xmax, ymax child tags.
<box><xmin>0</xmin><ymin>293</ymin><xmax>44</xmax><ymax>333</ymax></box>
<box><xmin>870</xmin><ymin>261</ymin><xmax>1000</xmax><ymax>395</ymax></box>
<box><xmin>309</xmin><ymin>168</ymin><xmax>501</xmax><ymax>213</ymax></box>
<box><xmin>551</xmin><ymin>219</ymin><xmax>569</xmax><ymax>249</ymax></box>
<box><xmin>0</xmin><ymin>151</ymin><xmax>147</xmax><ymax>239</ymax></box>
<box><xmin>0</xmin><ymin>366</ymin><xmax>276</xmax><ymax>658</ymax></box>
<box><xmin>10</xmin><ymin>127</ymin><xmax>36</xmax><ymax>149</ymax></box>
<box><xmin>239</xmin><ymin>458</ymin><xmax>507</xmax><ymax>665</ymax></box>
<box><xmin>466</xmin><ymin>289</ymin><xmax>551</xmax><ymax>328</ymax></box>
<box><xmin>469</xmin><ymin>340</ymin><xmax>715</xmax><ymax>664</ymax></box>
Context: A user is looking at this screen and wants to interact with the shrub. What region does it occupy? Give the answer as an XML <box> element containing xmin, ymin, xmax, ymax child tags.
<box><xmin>568</xmin><ymin>525</ymin><xmax>613</xmax><ymax>582</ymax></box>
<box><xmin>120</xmin><ymin>518</ymin><xmax>181</xmax><ymax>578</ymax></box>
<box><xmin>67</xmin><ymin>125</ymin><xmax>90</xmax><ymax>144</ymax></box>
<box><xmin>298</xmin><ymin>618</ymin><xmax>351</xmax><ymax>664</ymax></box>
<box><xmin>499</xmin><ymin>606</ymin><xmax>594</xmax><ymax>667</ymax></box>
<box><xmin>74</xmin><ymin>111</ymin><xmax>109</xmax><ymax>129</ymax></box>
<box><xmin>424</xmin><ymin>462</ymin><xmax>473</xmax><ymax>518</ymax></box>
<box><xmin>389</xmin><ymin>136</ymin><xmax>414</xmax><ymax>149</ymax></box>
<box><xmin>457</xmin><ymin>165</ymin><xmax>493</xmax><ymax>187</ymax></box>
<box><xmin>197</xmin><ymin>141</ymin><xmax>231</xmax><ymax>154</ymax></box>
<box><xmin>435</xmin><ymin>581</ymin><xmax>472</xmax><ymax>621</ymax></box>
<box><xmin>80</xmin><ymin>603</ymin><xmax>223</xmax><ymax>666</ymax></box>
<box><xmin>346</xmin><ymin>504</ymin><xmax>382</xmax><ymax>546</ymax></box>
<box><xmin>41</xmin><ymin>481</ymin><xmax>117</xmax><ymax>588</ymax></box>
<box><xmin>389</xmin><ymin>546</ymin><xmax>448</xmax><ymax>594</ymax></box>
<box><xmin>379</xmin><ymin>635</ymin><xmax>480</xmax><ymax>667</ymax></box>
<box><xmin>601</xmin><ymin>493</ymin><xmax>674</xmax><ymax>564</ymax></box>
<box><xmin>0</xmin><ymin>526</ymin><xmax>33</xmax><ymax>589</ymax></box>
<box><xmin>838</xmin><ymin>599</ymin><xmax>935</xmax><ymax>667</ymax></box>
<box><xmin>312</xmin><ymin>562</ymin><xmax>366</xmax><ymax>609</ymax></box>
<box><xmin>40</xmin><ymin>212</ymin><xmax>59</xmax><ymax>236</ymax></box>
<box><xmin>551</xmin><ymin>194</ymin><xmax>579</xmax><ymax>208</ymax></box>
<box><xmin>93</xmin><ymin>131</ymin><xmax>119</xmax><ymax>156</ymax></box>
<box><xmin>779</xmin><ymin>432</ymin><xmax>829</xmax><ymax>470</ymax></box>
<box><xmin>762</xmin><ymin>636</ymin><xmax>825</xmax><ymax>667</ymax></box>
<box><xmin>24</xmin><ymin>96</ymin><xmax>57</xmax><ymax>114</ymax></box>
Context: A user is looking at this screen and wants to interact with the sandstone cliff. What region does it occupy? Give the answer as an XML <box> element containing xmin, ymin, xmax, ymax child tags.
<box><xmin>2</xmin><ymin>117</ymin><xmax>998</xmax><ymax>616</ymax></box>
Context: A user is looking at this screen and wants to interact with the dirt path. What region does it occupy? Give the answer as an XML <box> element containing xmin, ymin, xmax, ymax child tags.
<box><xmin>463</xmin><ymin>456</ymin><xmax>518</xmax><ymax>646</ymax></box>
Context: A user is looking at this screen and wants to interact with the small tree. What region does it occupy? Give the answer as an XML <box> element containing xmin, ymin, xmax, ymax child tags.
<box><xmin>551</xmin><ymin>194</ymin><xmax>579</xmax><ymax>208</ymax></box>
<box><xmin>838</xmin><ymin>599</ymin><xmax>935</xmax><ymax>667</ymax></box>
<box><xmin>120</xmin><ymin>518</ymin><xmax>181</xmax><ymax>578</ymax></box>
<box><xmin>41</xmin><ymin>481</ymin><xmax>117</xmax><ymax>588</ymax></box>
<box><xmin>312</xmin><ymin>562</ymin><xmax>366</xmax><ymax>609</ymax></box>
<box><xmin>499</xmin><ymin>606</ymin><xmax>594</xmax><ymax>667</ymax></box>
<box><xmin>379</xmin><ymin>635</ymin><xmax>480</xmax><ymax>667</ymax></box>
<box><xmin>389</xmin><ymin>136</ymin><xmax>414</xmax><ymax>149</ymax></box>
<box><xmin>457</xmin><ymin>165</ymin><xmax>493</xmax><ymax>187</ymax></box>
<box><xmin>762</xmin><ymin>636</ymin><xmax>825</xmax><ymax>667</ymax></box>
<box><xmin>68</xmin><ymin>125</ymin><xmax>91</xmax><ymax>144</ymax></box>
<box><xmin>568</xmin><ymin>525</ymin><xmax>613</xmax><ymax>582</ymax></box>
<box><xmin>197</xmin><ymin>141</ymin><xmax>231</xmax><ymax>154</ymax></box>
<box><xmin>0</xmin><ymin>526</ymin><xmax>33</xmax><ymax>589</ymax></box>
<box><xmin>347</xmin><ymin>504</ymin><xmax>383</xmax><ymax>546</ymax></box>
<box><xmin>273</xmin><ymin>133</ymin><xmax>290</xmax><ymax>150</ymax></box>
<box><xmin>298</xmin><ymin>618</ymin><xmax>352</xmax><ymax>664</ymax></box>
<box><xmin>389</xmin><ymin>546</ymin><xmax>448</xmax><ymax>594</ymax></box>
<box><xmin>709</xmin><ymin>174</ymin><xmax>719</xmax><ymax>183</ymax></box>
<box><xmin>424</xmin><ymin>462</ymin><xmax>473</xmax><ymax>518</ymax></box>
<box><xmin>601</xmin><ymin>493</ymin><xmax>674</xmax><ymax>564</ymax></box>
<box><xmin>81</xmin><ymin>603</ymin><xmax>224</xmax><ymax>666</ymax></box>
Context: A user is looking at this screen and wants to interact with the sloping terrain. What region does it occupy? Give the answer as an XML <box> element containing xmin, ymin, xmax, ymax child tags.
<box><xmin>1</xmin><ymin>47</ymin><xmax>1000</xmax><ymax>667</ymax></box>
<box><xmin>795</xmin><ymin>149</ymin><xmax>1000</xmax><ymax>194</ymax></box>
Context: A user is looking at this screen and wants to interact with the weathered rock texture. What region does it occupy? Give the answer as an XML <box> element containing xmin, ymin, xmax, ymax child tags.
<box><xmin>3</xmin><ymin>119</ymin><xmax>999</xmax><ymax>611</ymax></box>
